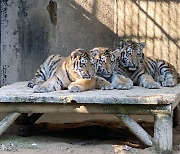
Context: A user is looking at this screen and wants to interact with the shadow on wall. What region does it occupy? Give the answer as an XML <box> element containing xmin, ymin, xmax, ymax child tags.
<box><xmin>17</xmin><ymin>0</ymin><xmax>121</xmax><ymax>82</ymax></box>
<box><xmin>17</xmin><ymin>0</ymin><xmax>180</xmax><ymax>82</ymax></box>
<box><xmin>116</xmin><ymin>0</ymin><xmax>179</xmax><ymax>73</ymax></box>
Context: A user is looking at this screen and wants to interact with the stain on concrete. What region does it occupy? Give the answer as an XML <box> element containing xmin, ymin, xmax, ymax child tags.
<box><xmin>2</xmin><ymin>64</ymin><xmax>10</xmax><ymax>85</ymax></box>
<box><xmin>1</xmin><ymin>0</ymin><xmax>8</xmax><ymax>20</ymax></box>
<box><xmin>47</xmin><ymin>0</ymin><xmax>57</xmax><ymax>25</ymax></box>
<box><xmin>17</xmin><ymin>1</ymin><xmax>49</xmax><ymax>81</ymax></box>
<box><xmin>1</xmin><ymin>0</ymin><xmax>8</xmax><ymax>87</ymax></box>
<box><xmin>13</xmin><ymin>30</ymin><xmax>18</xmax><ymax>35</ymax></box>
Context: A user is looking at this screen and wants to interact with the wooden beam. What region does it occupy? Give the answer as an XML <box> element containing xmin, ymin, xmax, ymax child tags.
<box><xmin>0</xmin><ymin>103</ymin><xmax>171</xmax><ymax>115</ymax></box>
<box><xmin>0</xmin><ymin>113</ymin><xmax>21</xmax><ymax>135</ymax></box>
<box><xmin>116</xmin><ymin>114</ymin><xmax>153</xmax><ymax>146</ymax></box>
<box><xmin>154</xmin><ymin>114</ymin><xmax>173</xmax><ymax>154</ymax></box>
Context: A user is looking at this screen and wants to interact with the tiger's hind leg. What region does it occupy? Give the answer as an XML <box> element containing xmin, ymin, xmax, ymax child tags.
<box><xmin>110</xmin><ymin>74</ymin><xmax>133</xmax><ymax>90</ymax></box>
<box><xmin>139</xmin><ymin>74</ymin><xmax>161</xmax><ymax>89</ymax></box>
<box><xmin>33</xmin><ymin>76</ymin><xmax>63</xmax><ymax>93</ymax></box>
<box><xmin>157</xmin><ymin>75</ymin><xmax>178</xmax><ymax>87</ymax></box>
<box><xmin>27</xmin><ymin>79</ymin><xmax>45</xmax><ymax>88</ymax></box>
<box><xmin>28</xmin><ymin>54</ymin><xmax>63</xmax><ymax>88</ymax></box>
<box><xmin>156</xmin><ymin>60</ymin><xmax>179</xmax><ymax>87</ymax></box>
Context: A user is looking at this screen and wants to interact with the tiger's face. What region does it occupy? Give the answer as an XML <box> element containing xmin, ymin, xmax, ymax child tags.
<box><xmin>71</xmin><ymin>48</ymin><xmax>97</xmax><ymax>79</ymax></box>
<box><xmin>91</xmin><ymin>47</ymin><xmax>120</xmax><ymax>78</ymax></box>
<box><xmin>118</xmin><ymin>40</ymin><xmax>145</xmax><ymax>71</ymax></box>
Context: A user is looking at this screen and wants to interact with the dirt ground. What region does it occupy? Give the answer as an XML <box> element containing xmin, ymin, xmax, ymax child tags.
<box><xmin>0</xmin><ymin>114</ymin><xmax>179</xmax><ymax>154</ymax></box>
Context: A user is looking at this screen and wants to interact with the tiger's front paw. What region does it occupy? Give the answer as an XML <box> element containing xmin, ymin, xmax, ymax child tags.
<box><xmin>142</xmin><ymin>81</ymin><xmax>161</xmax><ymax>89</ymax></box>
<box><xmin>161</xmin><ymin>78</ymin><xmax>177</xmax><ymax>87</ymax></box>
<box><xmin>100</xmin><ymin>83</ymin><xmax>113</xmax><ymax>90</ymax></box>
<box><xmin>33</xmin><ymin>85</ymin><xmax>49</xmax><ymax>93</ymax></box>
<box><xmin>68</xmin><ymin>85</ymin><xmax>83</xmax><ymax>93</ymax></box>
<box><xmin>115</xmin><ymin>79</ymin><xmax>133</xmax><ymax>90</ymax></box>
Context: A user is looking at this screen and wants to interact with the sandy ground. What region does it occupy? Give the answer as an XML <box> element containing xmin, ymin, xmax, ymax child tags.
<box><xmin>0</xmin><ymin>114</ymin><xmax>179</xmax><ymax>154</ymax></box>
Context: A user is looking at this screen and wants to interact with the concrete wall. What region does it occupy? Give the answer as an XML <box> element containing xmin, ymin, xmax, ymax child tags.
<box><xmin>1</xmin><ymin>0</ymin><xmax>180</xmax><ymax>86</ymax></box>
<box><xmin>1</xmin><ymin>0</ymin><xmax>117</xmax><ymax>86</ymax></box>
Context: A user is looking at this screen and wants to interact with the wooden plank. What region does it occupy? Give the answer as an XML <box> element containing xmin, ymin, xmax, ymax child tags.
<box><xmin>0</xmin><ymin>82</ymin><xmax>180</xmax><ymax>105</ymax></box>
<box><xmin>0</xmin><ymin>113</ymin><xmax>21</xmax><ymax>136</ymax></box>
<box><xmin>0</xmin><ymin>103</ymin><xmax>172</xmax><ymax>115</ymax></box>
<box><xmin>116</xmin><ymin>114</ymin><xmax>153</xmax><ymax>146</ymax></box>
<box><xmin>154</xmin><ymin>114</ymin><xmax>173</xmax><ymax>154</ymax></box>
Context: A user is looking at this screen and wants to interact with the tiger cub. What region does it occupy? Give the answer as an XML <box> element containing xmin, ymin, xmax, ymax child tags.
<box><xmin>91</xmin><ymin>47</ymin><xmax>133</xmax><ymax>90</ymax></box>
<box><xmin>28</xmin><ymin>48</ymin><xmax>113</xmax><ymax>93</ymax></box>
<box><xmin>115</xmin><ymin>40</ymin><xmax>180</xmax><ymax>89</ymax></box>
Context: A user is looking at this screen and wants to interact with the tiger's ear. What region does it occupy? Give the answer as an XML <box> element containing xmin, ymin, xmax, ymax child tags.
<box><xmin>112</xmin><ymin>49</ymin><xmax>121</xmax><ymax>59</ymax></box>
<box><xmin>90</xmin><ymin>48</ymin><xmax>99</xmax><ymax>57</ymax></box>
<box><xmin>139</xmin><ymin>42</ymin><xmax>146</xmax><ymax>49</ymax></box>
<box><xmin>119</xmin><ymin>40</ymin><xmax>127</xmax><ymax>50</ymax></box>
<box><xmin>71</xmin><ymin>48</ymin><xmax>84</xmax><ymax>60</ymax></box>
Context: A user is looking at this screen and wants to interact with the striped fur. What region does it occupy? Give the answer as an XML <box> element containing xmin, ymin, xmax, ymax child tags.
<box><xmin>28</xmin><ymin>48</ymin><xmax>113</xmax><ymax>93</ymax></box>
<box><xmin>116</xmin><ymin>40</ymin><xmax>180</xmax><ymax>88</ymax></box>
<box><xmin>28</xmin><ymin>54</ymin><xmax>63</xmax><ymax>88</ymax></box>
<box><xmin>91</xmin><ymin>47</ymin><xmax>133</xmax><ymax>90</ymax></box>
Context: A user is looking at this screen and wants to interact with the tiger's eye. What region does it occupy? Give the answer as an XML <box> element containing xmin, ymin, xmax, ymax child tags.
<box><xmin>81</xmin><ymin>58</ymin><xmax>87</xmax><ymax>64</ymax></box>
<box><xmin>101</xmin><ymin>56</ymin><xmax>106</xmax><ymax>62</ymax></box>
<box><xmin>110</xmin><ymin>56</ymin><xmax>115</xmax><ymax>63</ymax></box>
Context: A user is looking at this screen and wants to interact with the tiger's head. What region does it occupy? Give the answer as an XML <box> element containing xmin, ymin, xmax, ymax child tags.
<box><xmin>90</xmin><ymin>47</ymin><xmax>120</xmax><ymax>79</ymax></box>
<box><xmin>70</xmin><ymin>48</ymin><xmax>97</xmax><ymax>79</ymax></box>
<box><xmin>117</xmin><ymin>40</ymin><xmax>145</xmax><ymax>71</ymax></box>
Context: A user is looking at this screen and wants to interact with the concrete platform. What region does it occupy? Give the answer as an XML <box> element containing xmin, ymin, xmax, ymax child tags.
<box><xmin>0</xmin><ymin>82</ymin><xmax>180</xmax><ymax>154</ymax></box>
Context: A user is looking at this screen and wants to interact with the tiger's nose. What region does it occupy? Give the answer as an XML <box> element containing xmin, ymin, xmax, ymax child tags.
<box><xmin>82</xmin><ymin>73</ymin><xmax>91</xmax><ymax>79</ymax></box>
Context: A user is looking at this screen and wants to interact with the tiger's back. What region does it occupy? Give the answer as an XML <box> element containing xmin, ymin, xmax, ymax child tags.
<box><xmin>28</xmin><ymin>54</ymin><xmax>64</xmax><ymax>88</ymax></box>
<box><xmin>116</xmin><ymin>40</ymin><xmax>180</xmax><ymax>88</ymax></box>
<box><xmin>145</xmin><ymin>57</ymin><xmax>180</xmax><ymax>86</ymax></box>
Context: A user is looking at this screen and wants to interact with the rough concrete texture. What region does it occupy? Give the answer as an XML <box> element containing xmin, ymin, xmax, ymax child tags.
<box><xmin>1</xmin><ymin>0</ymin><xmax>117</xmax><ymax>86</ymax></box>
<box><xmin>0</xmin><ymin>82</ymin><xmax>180</xmax><ymax>105</ymax></box>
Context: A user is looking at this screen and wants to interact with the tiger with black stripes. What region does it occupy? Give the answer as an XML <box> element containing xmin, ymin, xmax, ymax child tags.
<box><xmin>28</xmin><ymin>48</ymin><xmax>113</xmax><ymax>93</ymax></box>
<box><xmin>91</xmin><ymin>47</ymin><xmax>133</xmax><ymax>90</ymax></box>
<box><xmin>115</xmin><ymin>40</ymin><xmax>180</xmax><ymax>89</ymax></box>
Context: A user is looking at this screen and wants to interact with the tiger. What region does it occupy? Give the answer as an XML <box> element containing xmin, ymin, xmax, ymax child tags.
<box><xmin>90</xmin><ymin>47</ymin><xmax>133</xmax><ymax>90</ymax></box>
<box><xmin>115</xmin><ymin>40</ymin><xmax>180</xmax><ymax>89</ymax></box>
<box><xmin>28</xmin><ymin>48</ymin><xmax>113</xmax><ymax>93</ymax></box>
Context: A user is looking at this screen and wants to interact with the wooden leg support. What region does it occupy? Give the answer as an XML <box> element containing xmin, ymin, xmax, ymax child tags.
<box><xmin>0</xmin><ymin>113</ymin><xmax>21</xmax><ymax>136</ymax></box>
<box><xmin>116</xmin><ymin>114</ymin><xmax>153</xmax><ymax>146</ymax></box>
<box><xmin>154</xmin><ymin>114</ymin><xmax>173</xmax><ymax>154</ymax></box>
